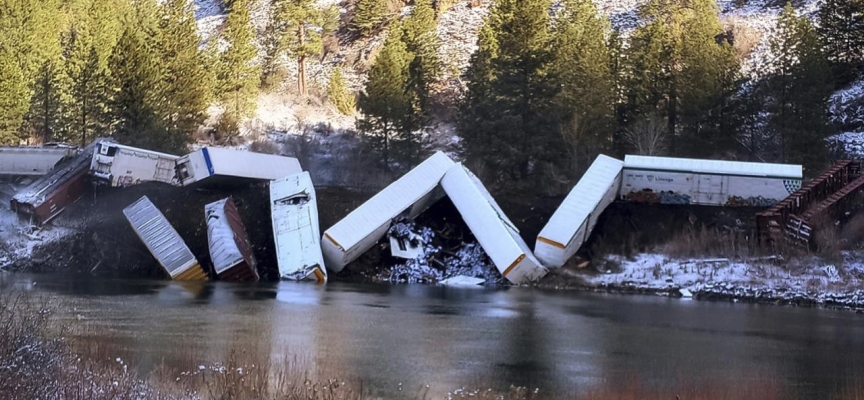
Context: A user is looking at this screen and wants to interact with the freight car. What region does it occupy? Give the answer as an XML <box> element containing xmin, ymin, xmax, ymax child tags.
<box><xmin>620</xmin><ymin>155</ymin><xmax>803</xmax><ymax>207</ymax></box>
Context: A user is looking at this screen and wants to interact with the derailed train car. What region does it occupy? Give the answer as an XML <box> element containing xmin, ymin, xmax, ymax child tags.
<box><xmin>440</xmin><ymin>164</ymin><xmax>548</xmax><ymax>284</ymax></box>
<box><xmin>270</xmin><ymin>171</ymin><xmax>326</xmax><ymax>282</ymax></box>
<box><xmin>620</xmin><ymin>155</ymin><xmax>803</xmax><ymax>207</ymax></box>
<box><xmin>0</xmin><ymin>145</ymin><xmax>77</xmax><ymax>176</ymax></box>
<box><xmin>535</xmin><ymin>155</ymin><xmax>624</xmax><ymax>268</ymax></box>
<box><xmin>205</xmin><ymin>197</ymin><xmax>259</xmax><ymax>281</ymax></box>
<box><xmin>321</xmin><ymin>152</ymin><xmax>456</xmax><ymax>273</ymax></box>
<box><xmin>10</xmin><ymin>139</ymin><xmax>106</xmax><ymax>225</ymax></box>
<box><xmin>123</xmin><ymin>196</ymin><xmax>207</xmax><ymax>281</ymax></box>
<box><xmin>89</xmin><ymin>142</ymin><xmax>179</xmax><ymax>187</ymax></box>
<box><xmin>175</xmin><ymin>147</ymin><xmax>303</xmax><ymax>186</ymax></box>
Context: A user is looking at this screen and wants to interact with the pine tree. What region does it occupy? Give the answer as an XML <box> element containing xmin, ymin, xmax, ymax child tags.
<box><xmin>817</xmin><ymin>0</ymin><xmax>864</xmax><ymax>85</ymax></box>
<box><xmin>623</xmin><ymin>0</ymin><xmax>740</xmax><ymax>156</ymax></box>
<box><xmin>328</xmin><ymin>67</ymin><xmax>356</xmax><ymax>115</ymax></box>
<box><xmin>358</xmin><ymin>25</ymin><xmax>414</xmax><ymax>168</ymax></box>
<box><xmin>25</xmin><ymin>60</ymin><xmax>69</xmax><ymax>143</ymax></box>
<box><xmin>551</xmin><ymin>0</ymin><xmax>616</xmax><ymax>175</ymax></box>
<box><xmin>767</xmin><ymin>3</ymin><xmax>833</xmax><ymax>171</ymax></box>
<box><xmin>0</xmin><ymin>0</ymin><xmax>63</xmax><ymax>141</ymax></box>
<box><xmin>352</xmin><ymin>0</ymin><xmax>389</xmax><ymax>37</ymax></box>
<box><xmin>266</xmin><ymin>0</ymin><xmax>338</xmax><ymax>95</ymax></box>
<box><xmin>459</xmin><ymin>0</ymin><xmax>562</xmax><ymax>186</ymax></box>
<box><xmin>0</xmin><ymin>46</ymin><xmax>29</xmax><ymax>145</ymax></box>
<box><xmin>218</xmin><ymin>0</ymin><xmax>261</xmax><ymax>127</ymax></box>
<box><xmin>106</xmin><ymin>25</ymin><xmax>174</xmax><ymax>152</ymax></box>
<box><xmin>401</xmin><ymin>0</ymin><xmax>440</xmax><ymax>132</ymax></box>
<box><xmin>61</xmin><ymin>0</ymin><xmax>125</xmax><ymax>145</ymax></box>
<box><xmin>158</xmin><ymin>0</ymin><xmax>213</xmax><ymax>144</ymax></box>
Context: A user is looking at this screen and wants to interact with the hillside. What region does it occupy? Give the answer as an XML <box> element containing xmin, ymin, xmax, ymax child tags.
<box><xmin>191</xmin><ymin>0</ymin><xmax>864</xmax><ymax>146</ymax></box>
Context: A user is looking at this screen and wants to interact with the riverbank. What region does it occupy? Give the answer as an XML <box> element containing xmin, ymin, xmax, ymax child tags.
<box><xmin>538</xmin><ymin>252</ymin><xmax>864</xmax><ymax>311</ymax></box>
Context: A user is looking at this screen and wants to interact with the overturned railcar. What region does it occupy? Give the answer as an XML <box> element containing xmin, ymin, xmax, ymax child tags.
<box><xmin>124</xmin><ymin>196</ymin><xmax>207</xmax><ymax>281</ymax></box>
<box><xmin>321</xmin><ymin>152</ymin><xmax>456</xmax><ymax>273</ymax></box>
<box><xmin>90</xmin><ymin>142</ymin><xmax>179</xmax><ymax>187</ymax></box>
<box><xmin>535</xmin><ymin>155</ymin><xmax>624</xmax><ymax>268</ymax></box>
<box><xmin>440</xmin><ymin>164</ymin><xmax>548</xmax><ymax>284</ymax></box>
<box><xmin>270</xmin><ymin>171</ymin><xmax>327</xmax><ymax>282</ymax></box>
<box><xmin>175</xmin><ymin>147</ymin><xmax>302</xmax><ymax>186</ymax></box>
<box><xmin>205</xmin><ymin>197</ymin><xmax>259</xmax><ymax>281</ymax></box>
<box><xmin>10</xmin><ymin>139</ymin><xmax>107</xmax><ymax>225</ymax></box>
<box><xmin>621</xmin><ymin>155</ymin><xmax>803</xmax><ymax>207</ymax></box>
<box><xmin>0</xmin><ymin>145</ymin><xmax>77</xmax><ymax>177</ymax></box>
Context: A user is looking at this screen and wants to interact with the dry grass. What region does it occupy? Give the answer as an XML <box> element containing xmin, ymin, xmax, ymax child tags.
<box><xmin>724</xmin><ymin>17</ymin><xmax>762</xmax><ymax>61</ymax></box>
<box><xmin>661</xmin><ymin>226</ymin><xmax>756</xmax><ymax>260</ymax></box>
<box><xmin>584</xmin><ymin>377</ymin><xmax>784</xmax><ymax>400</ymax></box>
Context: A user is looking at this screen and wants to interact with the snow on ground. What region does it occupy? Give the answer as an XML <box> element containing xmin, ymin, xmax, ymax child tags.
<box><xmin>585</xmin><ymin>252</ymin><xmax>864</xmax><ymax>306</ymax></box>
<box><xmin>0</xmin><ymin>180</ymin><xmax>72</xmax><ymax>269</ymax></box>
<box><xmin>830</xmin><ymin>78</ymin><xmax>864</xmax><ymax>127</ymax></box>
<box><xmin>436</xmin><ymin>0</ymin><xmax>492</xmax><ymax>84</ymax></box>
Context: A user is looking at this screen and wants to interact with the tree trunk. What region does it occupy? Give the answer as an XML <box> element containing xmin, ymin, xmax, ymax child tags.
<box><xmin>298</xmin><ymin>25</ymin><xmax>307</xmax><ymax>96</ymax></box>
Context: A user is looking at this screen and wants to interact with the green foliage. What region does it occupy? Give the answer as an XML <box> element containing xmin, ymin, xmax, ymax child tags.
<box><xmin>262</xmin><ymin>0</ymin><xmax>338</xmax><ymax>94</ymax></box>
<box><xmin>218</xmin><ymin>0</ymin><xmax>260</xmax><ymax>127</ymax></box>
<box><xmin>459</xmin><ymin>0</ymin><xmax>563</xmax><ymax>186</ymax></box>
<box><xmin>766</xmin><ymin>3</ymin><xmax>833</xmax><ymax>172</ymax></box>
<box><xmin>24</xmin><ymin>60</ymin><xmax>69</xmax><ymax>143</ymax></box>
<box><xmin>358</xmin><ymin>25</ymin><xmax>414</xmax><ymax>168</ymax></box>
<box><xmin>0</xmin><ymin>46</ymin><xmax>29</xmax><ymax>145</ymax></box>
<box><xmin>623</xmin><ymin>0</ymin><xmax>741</xmax><ymax>157</ymax></box>
<box><xmin>328</xmin><ymin>67</ymin><xmax>356</xmax><ymax>115</ymax></box>
<box><xmin>352</xmin><ymin>0</ymin><xmax>389</xmax><ymax>37</ymax></box>
<box><xmin>402</xmin><ymin>0</ymin><xmax>441</xmax><ymax>130</ymax></box>
<box><xmin>551</xmin><ymin>0</ymin><xmax>616</xmax><ymax>174</ymax></box>
<box><xmin>817</xmin><ymin>0</ymin><xmax>864</xmax><ymax>85</ymax></box>
<box><xmin>158</xmin><ymin>0</ymin><xmax>213</xmax><ymax>142</ymax></box>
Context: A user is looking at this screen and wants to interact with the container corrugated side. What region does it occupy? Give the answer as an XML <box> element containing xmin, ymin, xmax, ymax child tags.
<box><xmin>123</xmin><ymin>196</ymin><xmax>205</xmax><ymax>280</ymax></box>
<box><xmin>535</xmin><ymin>155</ymin><xmax>623</xmax><ymax>267</ymax></box>
<box><xmin>440</xmin><ymin>164</ymin><xmax>547</xmax><ymax>284</ymax></box>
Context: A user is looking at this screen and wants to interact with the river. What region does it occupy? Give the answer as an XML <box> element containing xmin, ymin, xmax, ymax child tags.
<box><xmin>7</xmin><ymin>273</ymin><xmax>864</xmax><ymax>398</ymax></box>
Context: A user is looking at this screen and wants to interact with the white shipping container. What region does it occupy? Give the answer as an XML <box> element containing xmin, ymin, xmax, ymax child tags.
<box><xmin>205</xmin><ymin>197</ymin><xmax>259</xmax><ymax>281</ymax></box>
<box><xmin>89</xmin><ymin>142</ymin><xmax>179</xmax><ymax>187</ymax></box>
<box><xmin>621</xmin><ymin>155</ymin><xmax>803</xmax><ymax>206</ymax></box>
<box><xmin>535</xmin><ymin>155</ymin><xmax>623</xmax><ymax>268</ymax></box>
<box><xmin>123</xmin><ymin>196</ymin><xmax>207</xmax><ymax>281</ymax></box>
<box><xmin>175</xmin><ymin>147</ymin><xmax>303</xmax><ymax>186</ymax></box>
<box><xmin>271</xmin><ymin>171</ymin><xmax>327</xmax><ymax>282</ymax></box>
<box><xmin>0</xmin><ymin>146</ymin><xmax>77</xmax><ymax>176</ymax></box>
<box><xmin>440</xmin><ymin>164</ymin><xmax>548</xmax><ymax>284</ymax></box>
<box><xmin>321</xmin><ymin>152</ymin><xmax>456</xmax><ymax>272</ymax></box>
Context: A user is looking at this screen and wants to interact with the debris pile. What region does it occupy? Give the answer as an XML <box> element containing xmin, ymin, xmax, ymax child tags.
<box><xmin>356</xmin><ymin>198</ymin><xmax>503</xmax><ymax>285</ymax></box>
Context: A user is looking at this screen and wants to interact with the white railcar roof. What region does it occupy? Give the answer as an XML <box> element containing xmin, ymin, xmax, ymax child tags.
<box><xmin>205</xmin><ymin>198</ymin><xmax>244</xmax><ymax>274</ymax></box>
<box><xmin>270</xmin><ymin>171</ymin><xmax>326</xmax><ymax>280</ymax></box>
<box><xmin>440</xmin><ymin>164</ymin><xmax>542</xmax><ymax>275</ymax></box>
<box><xmin>323</xmin><ymin>152</ymin><xmax>455</xmax><ymax>250</ymax></box>
<box><xmin>123</xmin><ymin>196</ymin><xmax>198</xmax><ymax>277</ymax></box>
<box><xmin>539</xmin><ymin>154</ymin><xmax>623</xmax><ymax>246</ymax></box>
<box><xmin>100</xmin><ymin>143</ymin><xmax>179</xmax><ymax>159</ymax></box>
<box><xmin>202</xmin><ymin>147</ymin><xmax>302</xmax><ymax>180</ymax></box>
<box><xmin>624</xmin><ymin>155</ymin><xmax>802</xmax><ymax>179</ymax></box>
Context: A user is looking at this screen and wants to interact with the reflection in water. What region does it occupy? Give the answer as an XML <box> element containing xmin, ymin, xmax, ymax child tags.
<box><xmin>14</xmin><ymin>273</ymin><xmax>864</xmax><ymax>399</ymax></box>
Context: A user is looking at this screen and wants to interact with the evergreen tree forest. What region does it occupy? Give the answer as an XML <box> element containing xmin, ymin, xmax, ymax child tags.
<box><xmin>0</xmin><ymin>0</ymin><xmax>862</xmax><ymax>187</ymax></box>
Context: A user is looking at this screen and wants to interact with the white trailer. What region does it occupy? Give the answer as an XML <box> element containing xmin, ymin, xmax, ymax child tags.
<box><xmin>621</xmin><ymin>155</ymin><xmax>803</xmax><ymax>207</ymax></box>
<box><xmin>440</xmin><ymin>164</ymin><xmax>548</xmax><ymax>284</ymax></box>
<box><xmin>321</xmin><ymin>152</ymin><xmax>456</xmax><ymax>272</ymax></box>
<box><xmin>535</xmin><ymin>155</ymin><xmax>624</xmax><ymax>268</ymax></box>
<box><xmin>205</xmin><ymin>197</ymin><xmax>259</xmax><ymax>281</ymax></box>
<box><xmin>89</xmin><ymin>142</ymin><xmax>179</xmax><ymax>187</ymax></box>
<box><xmin>175</xmin><ymin>147</ymin><xmax>302</xmax><ymax>186</ymax></box>
<box><xmin>270</xmin><ymin>171</ymin><xmax>327</xmax><ymax>282</ymax></box>
<box><xmin>123</xmin><ymin>196</ymin><xmax>207</xmax><ymax>281</ymax></box>
<box><xmin>0</xmin><ymin>145</ymin><xmax>77</xmax><ymax>176</ymax></box>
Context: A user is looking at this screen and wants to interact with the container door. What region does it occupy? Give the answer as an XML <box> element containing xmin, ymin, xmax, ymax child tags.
<box><xmin>155</xmin><ymin>158</ymin><xmax>176</xmax><ymax>184</ymax></box>
<box><xmin>693</xmin><ymin>174</ymin><xmax>725</xmax><ymax>204</ymax></box>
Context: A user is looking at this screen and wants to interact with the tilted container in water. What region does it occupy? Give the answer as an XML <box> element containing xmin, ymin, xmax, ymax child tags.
<box><xmin>205</xmin><ymin>197</ymin><xmax>259</xmax><ymax>281</ymax></box>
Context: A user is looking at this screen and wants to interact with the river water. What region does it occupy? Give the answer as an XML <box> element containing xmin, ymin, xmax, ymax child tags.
<box><xmin>8</xmin><ymin>273</ymin><xmax>864</xmax><ymax>398</ymax></box>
